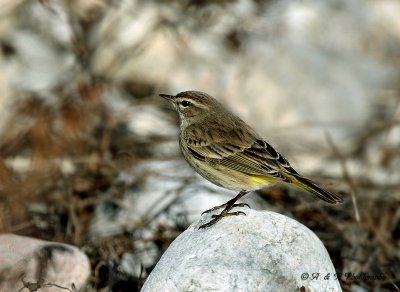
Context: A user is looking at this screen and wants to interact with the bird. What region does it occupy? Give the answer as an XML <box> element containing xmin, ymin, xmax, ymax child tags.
<box><xmin>160</xmin><ymin>91</ymin><xmax>343</xmax><ymax>228</ymax></box>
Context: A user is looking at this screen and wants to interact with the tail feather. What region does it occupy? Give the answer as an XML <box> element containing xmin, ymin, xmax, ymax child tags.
<box><xmin>289</xmin><ymin>174</ymin><xmax>343</xmax><ymax>204</ymax></box>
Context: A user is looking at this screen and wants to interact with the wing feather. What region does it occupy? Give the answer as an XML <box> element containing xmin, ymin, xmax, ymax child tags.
<box><xmin>184</xmin><ymin>125</ymin><xmax>294</xmax><ymax>180</ymax></box>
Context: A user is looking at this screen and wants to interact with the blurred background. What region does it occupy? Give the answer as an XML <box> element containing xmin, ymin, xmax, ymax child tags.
<box><xmin>0</xmin><ymin>0</ymin><xmax>399</xmax><ymax>291</ymax></box>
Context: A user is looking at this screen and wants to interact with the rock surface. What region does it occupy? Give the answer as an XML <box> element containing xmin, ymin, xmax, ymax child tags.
<box><xmin>142</xmin><ymin>208</ymin><xmax>342</xmax><ymax>292</ymax></box>
<box><xmin>0</xmin><ymin>234</ymin><xmax>90</xmax><ymax>292</ymax></box>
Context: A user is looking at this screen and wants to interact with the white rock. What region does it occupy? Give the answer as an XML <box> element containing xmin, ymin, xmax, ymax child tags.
<box><xmin>0</xmin><ymin>234</ymin><xmax>90</xmax><ymax>292</ymax></box>
<box><xmin>142</xmin><ymin>209</ymin><xmax>342</xmax><ymax>292</ymax></box>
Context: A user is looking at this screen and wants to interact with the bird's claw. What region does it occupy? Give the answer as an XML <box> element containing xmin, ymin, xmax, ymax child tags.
<box><xmin>211</xmin><ymin>211</ymin><xmax>246</xmax><ymax>218</ymax></box>
<box><xmin>201</xmin><ymin>203</ymin><xmax>251</xmax><ymax>215</ymax></box>
<box><xmin>199</xmin><ymin>210</ymin><xmax>247</xmax><ymax>229</ymax></box>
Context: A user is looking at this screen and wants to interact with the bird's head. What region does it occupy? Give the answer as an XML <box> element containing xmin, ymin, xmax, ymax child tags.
<box><xmin>160</xmin><ymin>91</ymin><xmax>222</xmax><ymax>124</ymax></box>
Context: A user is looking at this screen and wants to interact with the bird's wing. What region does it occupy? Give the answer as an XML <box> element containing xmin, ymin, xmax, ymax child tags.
<box><xmin>184</xmin><ymin>126</ymin><xmax>252</xmax><ymax>158</ymax></box>
<box><xmin>184</xmin><ymin>125</ymin><xmax>343</xmax><ymax>204</ymax></box>
<box><xmin>184</xmin><ymin>125</ymin><xmax>295</xmax><ymax>179</ymax></box>
<box><xmin>221</xmin><ymin>139</ymin><xmax>297</xmax><ymax>179</ymax></box>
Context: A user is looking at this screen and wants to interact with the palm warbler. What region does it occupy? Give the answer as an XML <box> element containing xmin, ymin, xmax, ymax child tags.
<box><xmin>160</xmin><ymin>91</ymin><xmax>343</xmax><ymax>228</ymax></box>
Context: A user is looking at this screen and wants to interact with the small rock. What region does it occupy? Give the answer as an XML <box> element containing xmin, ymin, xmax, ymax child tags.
<box><xmin>0</xmin><ymin>234</ymin><xmax>90</xmax><ymax>292</ymax></box>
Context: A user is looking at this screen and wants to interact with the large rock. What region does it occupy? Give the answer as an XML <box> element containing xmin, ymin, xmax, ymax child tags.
<box><xmin>142</xmin><ymin>208</ymin><xmax>342</xmax><ymax>292</ymax></box>
<box><xmin>0</xmin><ymin>234</ymin><xmax>90</xmax><ymax>292</ymax></box>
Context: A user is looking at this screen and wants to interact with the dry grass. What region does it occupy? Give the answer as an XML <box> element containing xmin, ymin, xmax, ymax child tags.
<box><xmin>0</xmin><ymin>1</ymin><xmax>399</xmax><ymax>291</ymax></box>
<box><xmin>0</xmin><ymin>80</ymin><xmax>398</xmax><ymax>291</ymax></box>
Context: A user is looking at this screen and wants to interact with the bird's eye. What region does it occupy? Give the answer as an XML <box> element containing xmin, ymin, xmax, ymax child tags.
<box><xmin>181</xmin><ymin>100</ymin><xmax>192</xmax><ymax>108</ymax></box>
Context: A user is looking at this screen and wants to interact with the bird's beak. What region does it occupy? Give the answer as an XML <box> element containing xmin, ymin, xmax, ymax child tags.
<box><xmin>159</xmin><ymin>94</ymin><xmax>175</xmax><ymax>101</ymax></box>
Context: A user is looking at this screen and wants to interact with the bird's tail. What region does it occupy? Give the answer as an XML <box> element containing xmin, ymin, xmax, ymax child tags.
<box><xmin>287</xmin><ymin>173</ymin><xmax>343</xmax><ymax>204</ymax></box>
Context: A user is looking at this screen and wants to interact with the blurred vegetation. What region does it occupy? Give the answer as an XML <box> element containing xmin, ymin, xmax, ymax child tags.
<box><xmin>0</xmin><ymin>0</ymin><xmax>399</xmax><ymax>291</ymax></box>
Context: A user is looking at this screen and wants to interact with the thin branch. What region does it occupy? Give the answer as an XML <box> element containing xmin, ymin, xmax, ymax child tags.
<box><xmin>325</xmin><ymin>132</ymin><xmax>360</xmax><ymax>222</ymax></box>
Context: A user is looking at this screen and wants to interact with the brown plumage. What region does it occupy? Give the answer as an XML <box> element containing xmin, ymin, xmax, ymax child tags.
<box><xmin>161</xmin><ymin>91</ymin><xmax>343</xmax><ymax>228</ymax></box>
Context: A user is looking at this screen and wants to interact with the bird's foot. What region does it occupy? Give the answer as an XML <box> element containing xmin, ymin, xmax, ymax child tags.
<box><xmin>201</xmin><ymin>203</ymin><xmax>250</xmax><ymax>215</ymax></box>
<box><xmin>199</xmin><ymin>211</ymin><xmax>246</xmax><ymax>229</ymax></box>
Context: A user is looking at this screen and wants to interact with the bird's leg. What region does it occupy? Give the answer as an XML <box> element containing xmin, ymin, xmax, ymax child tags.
<box><xmin>199</xmin><ymin>190</ymin><xmax>249</xmax><ymax>229</ymax></box>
